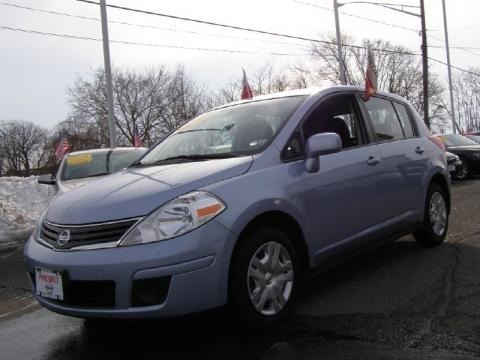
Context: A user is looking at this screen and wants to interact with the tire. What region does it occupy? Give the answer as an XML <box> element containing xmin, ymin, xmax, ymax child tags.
<box><xmin>454</xmin><ymin>158</ymin><xmax>469</xmax><ymax>180</ymax></box>
<box><xmin>414</xmin><ymin>183</ymin><xmax>449</xmax><ymax>247</ymax></box>
<box><xmin>230</xmin><ymin>227</ymin><xmax>299</xmax><ymax>328</ymax></box>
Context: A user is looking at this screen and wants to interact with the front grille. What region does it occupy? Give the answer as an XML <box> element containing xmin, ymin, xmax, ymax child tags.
<box><xmin>31</xmin><ymin>273</ymin><xmax>116</xmax><ymax>308</ymax></box>
<box><xmin>40</xmin><ymin>219</ymin><xmax>138</xmax><ymax>250</ymax></box>
<box><xmin>63</xmin><ymin>280</ymin><xmax>116</xmax><ymax>308</ymax></box>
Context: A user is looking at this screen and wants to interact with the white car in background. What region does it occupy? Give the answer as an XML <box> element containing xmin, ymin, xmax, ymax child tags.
<box><xmin>38</xmin><ymin>147</ymin><xmax>147</xmax><ymax>195</ymax></box>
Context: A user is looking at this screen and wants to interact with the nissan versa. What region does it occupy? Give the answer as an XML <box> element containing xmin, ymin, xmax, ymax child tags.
<box><xmin>25</xmin><ymin>86</ymin><xmax>450</xmax><ymax>326</ymax></box>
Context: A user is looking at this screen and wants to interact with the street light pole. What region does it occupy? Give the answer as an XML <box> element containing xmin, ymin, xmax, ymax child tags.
<box><xmin>100</xmin><ymin>0</ymin><xmax>117</xmax><ymax>148</ymax></box>
<box><xmin>333</xmin><ymin>0</ymin><xmax>347</xmax><ymax>85</ymax></box>
<box><xmin>442</xmin><ymin>0</ymin><xmax>456</xmax><ymax>134</ymax></box>
<box><xmin>334</xmin><ymin>1</ymin><xmax>429</xmax><ymax>128</ymax></box>
<box><xmin>419</xmin><ymin>0</ymin><xmax>429</xmax><ymax>128</ymax></box>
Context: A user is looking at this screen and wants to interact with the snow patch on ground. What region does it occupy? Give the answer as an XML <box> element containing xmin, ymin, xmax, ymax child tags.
<box><xmin>0</xmin><ymin>176</ymin><xmax>53</xmax><ymax>242</ymax></box>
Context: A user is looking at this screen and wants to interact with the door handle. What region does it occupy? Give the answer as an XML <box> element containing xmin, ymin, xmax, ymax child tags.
<box><xmin>367</xmin><ymin>156</ymin><xmax>381</xmax><ymax>166</ymax></box>
<box><xmin>415</xmin><ymin>146</ymin><xmax>426</xmax><ymax>155</ymax></box>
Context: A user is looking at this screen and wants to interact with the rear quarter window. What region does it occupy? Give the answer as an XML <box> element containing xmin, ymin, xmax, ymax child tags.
<box><xmin>393</xmin><ymin>102</ymin><xmax>416</xmax><ymax>138</ymax></box>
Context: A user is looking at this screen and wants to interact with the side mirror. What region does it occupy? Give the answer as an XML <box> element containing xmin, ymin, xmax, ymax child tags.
<box><xmin>38</xmin><ymin>174</ymin><xmax>56</xmax><ymax>185</ymax></box>
<box><xmin>304</xmin><ymin>133</ymin><xmax>342</xmax><ymax>173</ymax></box>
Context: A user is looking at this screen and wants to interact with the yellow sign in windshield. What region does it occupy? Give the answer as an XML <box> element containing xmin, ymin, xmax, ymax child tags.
<box><xmin>66</xmin><ymin>154</ymin><xmax>93</xmax><ymax>166</ymax></box>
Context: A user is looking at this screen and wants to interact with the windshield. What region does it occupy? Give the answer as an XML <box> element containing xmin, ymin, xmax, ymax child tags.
<box><xmin>139</xmin><ymin>96</ymin><xmax>306</xmax><ymax>165</ymax></box>
<box><xmin>439</xmin><ymin>134</ymin><xmax>479</xmax><ymax>147</ymax></box>
<box><xmin>466</xmin><ymin>134</ymin><xmax>480</xmax><ymax>144</ymax></box>
<box><xmin>61</xmin><ymin>150</ymin><xmax>145</xmax><ymax>181</ymax></box>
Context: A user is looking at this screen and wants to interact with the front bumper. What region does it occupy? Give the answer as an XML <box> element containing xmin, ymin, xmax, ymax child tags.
<box><xmin>24</xmin><ymin>220</ymin><xmax>236</xmax><ymax>318</ymax></box>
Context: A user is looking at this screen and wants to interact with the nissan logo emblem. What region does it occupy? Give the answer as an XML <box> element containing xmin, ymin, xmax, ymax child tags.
<box><xmin>57</xmin><ymin>230</ymin><xmax>71</xmax><ymax>246</ymax></box>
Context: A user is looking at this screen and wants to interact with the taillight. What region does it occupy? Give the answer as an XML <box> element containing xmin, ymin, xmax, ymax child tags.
<box><xmin>429</xmin><ymin>136</ymin><xmax>446</xmax><ymax>152</ymax></box>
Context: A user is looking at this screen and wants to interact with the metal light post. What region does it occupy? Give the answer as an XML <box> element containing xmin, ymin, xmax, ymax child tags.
<box><xmin>333</xmin><ymin>1</ymin><xmax>429</xmax><ymax>128</ymax></box>
<box><xmin>442</xmin><ymin>0</ymin><xmax>456</xmax><ymax>134</ymax></box>
<box><xmin>333</xmin><ymin>0</ymin><xmax>346</xmax><ymax>85</ymax></box>
<box><xmin>419</xmin><ymin>0</ymin><xmax>429</xmax><ymax>128</ymax></box>
<box><xmin>100</xmin><ymin>0</ymin><xmax>117</xmax><ymax>148</ymax></box>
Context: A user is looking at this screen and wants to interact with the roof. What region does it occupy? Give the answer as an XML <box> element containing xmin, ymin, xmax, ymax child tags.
<box><xmin>213</xmin><ymin>85</ymin><xmax>410</xmax><ymax>110</ymax></box>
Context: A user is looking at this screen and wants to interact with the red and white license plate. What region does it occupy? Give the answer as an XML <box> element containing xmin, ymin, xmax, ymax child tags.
<box><xmin>35</xmin><ymin>268</ymin><xmax>64</xmax><ymax>301</ymax></box>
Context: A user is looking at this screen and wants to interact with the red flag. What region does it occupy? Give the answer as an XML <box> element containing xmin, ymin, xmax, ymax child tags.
<box><xmin>54</xmin><ymin>135</ymin><xmax>69</xmax><ymax>160</ymax></box>
<box><xmin>364</xmin><ymin>47</ymin><xmax>378</xmax><ymax>101</ymax></box>
<box><xmin>132</xmin><ymin>125</ymin><xmax>143</xmax><ymax>147</ymax></box>
<box><xmin>241</xmin><ymin>69</ymin><xmax>253</xmax><ymax>100</ymax></box>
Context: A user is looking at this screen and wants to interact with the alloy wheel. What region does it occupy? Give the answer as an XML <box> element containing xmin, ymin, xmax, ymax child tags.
<box><xmin>247</xmin><ymin>241</ymin><xmax>294</xmax><ymax>316</ymax></box>
<box><xmin>429</xmin><ymin>192</ymin><xmax>447</xmax><ymax>237</ymax></box>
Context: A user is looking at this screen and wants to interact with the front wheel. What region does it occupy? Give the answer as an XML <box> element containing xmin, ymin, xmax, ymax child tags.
<box><xmin>414</xmin><ymin>183</ymin><xmax>449</xmax><ymax>247</ymax></box>
<box><xmin>454</xmin><ymin>159</ymin><xmax>469</xmax><ymax>180</ymax></box>
<box><xmin>230</xmin><ymin>227</ymin><xmax>299</xmax><ymax>327</ymax></box>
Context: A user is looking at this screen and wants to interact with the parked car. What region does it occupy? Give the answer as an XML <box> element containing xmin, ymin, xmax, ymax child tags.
<box><xmin>438</xmin><ymin>134</ymin><xmax>480</xmax><ymax>179</ymax></box>
<box><xmin>464</xmin><ymin>133</ymin><xmax>480</xmax><ymax>144</ymax></box>
<box><xmin>446</xmin><ymin>151</ymin><xmax>462</xmax><ymax>178</ymax></box>
<box><xmin>25</xmin><ymin>87</ymin><xmax>450</xmax><ymax>326</ymax></box>
<box><xmin>38</xmin><ymin>147</ymin><xmax>147</xmax><ymax>194</ymax></box>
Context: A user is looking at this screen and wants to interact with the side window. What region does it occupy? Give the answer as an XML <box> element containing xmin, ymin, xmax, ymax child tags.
<box><xmin>301</xmin><ymin>95</ymin><xmax>363</xmax><ymax>149</ymax></box>
<box><xmin>364</xmin><ymin>97</ymin><xmax>405</xmax><ymax>141</ymax></box>
<box><xmin>393</xmin><ymin>102</ymin><xmax>415</xmax><ymax>138</ymax></box>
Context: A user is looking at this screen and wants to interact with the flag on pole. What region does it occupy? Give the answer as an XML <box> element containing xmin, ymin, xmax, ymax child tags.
<box><xmin>364</xmin><ymin>46</ymin><xmax>378</xmax><ymax>101</ymax></box>
<box><xmin>241</xmin><ymin>69</ymin><xmax>253</xmax><ymax>100</ymax></box>
<box><xmin>54</xmin><ymin>133</ymin><xmax>69</xmax><ymax>160</ymax></box>
<box><xmin>132</xmin><ymin>125</ymin><xmax>143</xmax><ymax>147</ymax></box>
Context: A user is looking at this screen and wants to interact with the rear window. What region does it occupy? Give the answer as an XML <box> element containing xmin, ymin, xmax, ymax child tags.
<box><xmin>364</xmin><ymin>97</ymin><xmax>405</xmax><ymax>141</ymax></box>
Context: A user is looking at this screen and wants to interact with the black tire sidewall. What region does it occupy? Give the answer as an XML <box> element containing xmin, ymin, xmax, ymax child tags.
<box><xmin>230</xmin><ymin>227</ymin><xmax>299</xmax><ymax>327</ymax></box>
<box><xmin>415</xmin><ymin>183</ymin><xmax>449</xmax><ymax>246</ymax></box>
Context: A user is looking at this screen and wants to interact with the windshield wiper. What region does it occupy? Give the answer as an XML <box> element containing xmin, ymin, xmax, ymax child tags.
<box><xmin>176</xmin><ymin>123</ymin><xmax>236</xmax><ymax>135</ymax></box>
<box><xmin>139</xmin><ymin>153</ymin><xmax>242</xmax><ymax>166</ymax></box>
<box><xmin>64</xmin><ymin>172</ymin><xmax>109</xmax><ymax>180</ymax></box>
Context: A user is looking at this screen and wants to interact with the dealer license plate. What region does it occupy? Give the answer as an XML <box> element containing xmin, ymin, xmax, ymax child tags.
<box><xmin>35</xmin><ymin>268</ymin><xmax>64</xmax><ymax>301</ymax></box>
<box><xmin>448</xmin><ymin>165</ymin><xmax>456</xmax><ymax>171</ymax></box>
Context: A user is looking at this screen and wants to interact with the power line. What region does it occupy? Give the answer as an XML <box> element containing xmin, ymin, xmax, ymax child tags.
<box><xmin>75</xmin><ymin>0</ymin><xmax>421</xmax><ymax>56</ymax></box>
<box><xmin>428</xmin><ymin>57</ymin><xmax>480</xmax><ymax>77</ymax></box>
<box><xmin>0</xmin><ymin>2</ymin><xmax>308</xmax><ymax>49</ymax></box>
<box><xmin>291</xmin><ymin>0</ymin><xmax>420</xmax><ymax>33</ymax></box>
<box><xmin>0</xmin><ymin>24</ymin><xmax>307</xmax><ymax>56</ymax></box>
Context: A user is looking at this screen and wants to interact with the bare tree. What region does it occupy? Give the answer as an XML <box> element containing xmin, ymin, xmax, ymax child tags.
<box><xmin>0</xmin><ymin>120</ymin><xmax>48</xmax><ymax>175</ymax></box>
<box><xmin>67</xmin><ymin>65</ymin><xmax>210</xmax><ymax>147</ymax></box>
<box><xmin>451</xmin><ymin>68</ymin><xmax>480</xmax><ymax>133</ymax></box>
<box><xmin>310</xmin><ymin>35</ymin><xmax>447</xmax><ymax>128</ymax></box>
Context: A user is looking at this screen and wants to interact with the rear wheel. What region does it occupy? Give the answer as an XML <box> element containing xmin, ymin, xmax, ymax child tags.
<box><xmin>414</xmin><ymin>183</ymin><xmax>448</xmax><ymax>247</ymax></box>
<box><xmin>454</xmin><ymin>159</ymin><xmax>469</xmax><ymax>180</ymax></box>
<box><xmin>230</xmin><ymin>227</ymin><xmax>299</xmax><ymax>327</ymax></box>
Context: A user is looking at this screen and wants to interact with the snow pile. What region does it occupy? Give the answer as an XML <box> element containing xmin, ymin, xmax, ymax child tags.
<box><xmin>0</xmin><ymin>176</ymin><xmax>53</xmax><ymax>238</ymax></box>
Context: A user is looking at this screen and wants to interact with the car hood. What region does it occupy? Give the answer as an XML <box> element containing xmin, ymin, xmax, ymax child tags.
<box><xmin>447</xmin><ymin>145</ymin><xmax>480</xmax><ymax>151</ymax></box>
<box><xmin>59</xmin><ymin>177</ymin><xmax>103</xmax><ymax>192</ymax></box>
<box><xmin>46</xmin><ymin>157</ymin><xmax>253</xmax><ymax>224</ymax></box>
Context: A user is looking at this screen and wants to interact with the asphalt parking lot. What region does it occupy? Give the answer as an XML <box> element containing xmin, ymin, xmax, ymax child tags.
<box><xmin>1</xmin><ymin>179</ymin><xmax>480</xmax><ymax>359</ymax></box>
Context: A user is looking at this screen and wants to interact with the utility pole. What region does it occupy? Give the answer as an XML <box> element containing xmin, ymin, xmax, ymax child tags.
<box><xmin>442</xmin><ymin>0</ymin><xmax>456</xmax><ymax>134</ymax></box>
<box><xmin>100</xmin><ymin>0</ymin><xmax>116</xmax><ymax>148</ymax></box>
<box><xmin>333</xmin><ymin>0</ymin><xmax>346</xmax><ymax>85</ymax></box>
<box><xmin>419</xmin><ymin>0</ymin><xmax>429</xmax><ymax>128</ymax></box>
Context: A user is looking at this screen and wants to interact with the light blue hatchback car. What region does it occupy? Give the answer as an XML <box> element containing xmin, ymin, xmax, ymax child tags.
<box><xmin>25</xmin><ymin>86</ymin><xmax>450</xmax><ymax>326</ymax></box>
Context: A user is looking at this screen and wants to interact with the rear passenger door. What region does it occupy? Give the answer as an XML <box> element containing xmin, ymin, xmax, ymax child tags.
<box><xmin>361</xmin><ymin>96</ymin><xmax>428</xmax><ymax>223</ymax></box>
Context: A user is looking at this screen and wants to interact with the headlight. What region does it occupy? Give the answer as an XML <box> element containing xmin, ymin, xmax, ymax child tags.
<box><xmin>472</xmin><ymin>152</ymin><xmax>480</xmax><ymax>158</ymax></box>
<box><xmin>119</xmin><ymin>191</ymin><xmax>226</xmax><ymax>246</ymax></box>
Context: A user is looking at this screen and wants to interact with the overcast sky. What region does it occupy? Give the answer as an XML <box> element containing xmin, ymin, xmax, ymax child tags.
<box><xmin>1</xmin><ymin>0</ymin><xmax>479</xmax><ymax>129</ymax></box>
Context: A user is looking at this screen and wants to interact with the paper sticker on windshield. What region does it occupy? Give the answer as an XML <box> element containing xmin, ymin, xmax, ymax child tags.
<box><xmin>67</xmin><ymin>154</ymin><xmax>92</xmax><ymax>165</ymax></box>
